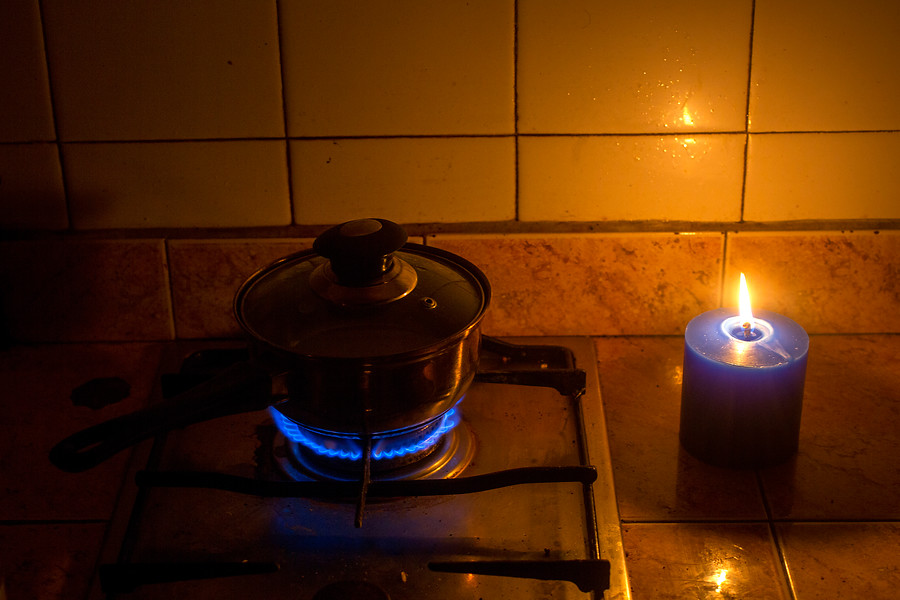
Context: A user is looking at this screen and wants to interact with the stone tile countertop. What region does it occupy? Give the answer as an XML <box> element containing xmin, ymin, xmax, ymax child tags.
<box><xmin>597</xmin><ymin>334</ymin><xmax>900</xmax><ymax>600</ymax></box>
<box><xmin>1</xmin><ymin>335</ymin><xmax>898</xmax><ymax>599</ymax></box>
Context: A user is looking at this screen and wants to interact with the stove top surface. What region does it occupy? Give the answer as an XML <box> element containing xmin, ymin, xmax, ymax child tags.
<box><xmin>92</xmin><ymin>337</ymin><xmax>628</xmax><ymax>599</ymax></box>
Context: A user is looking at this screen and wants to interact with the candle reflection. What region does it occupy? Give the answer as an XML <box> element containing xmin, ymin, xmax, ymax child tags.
<box><xmin>713</xmin><ymin>568</ymin><xmax>728</xmax><ymax>593</ymax></box>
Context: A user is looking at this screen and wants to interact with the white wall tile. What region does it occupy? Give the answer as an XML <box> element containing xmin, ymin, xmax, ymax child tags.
<box><xmin>0</xmin><ymin>1</ymin><xmax>55</xmax><ymax>141</ymax></box>
<box><xmin>291</xmin><ymin>137</ymin><xmax>515</xmax><ymax>224</ymax></box>
<box><xmin>519</xmin><ymin>134</ymin><xmax>745</xmax><ymax>221</ymax></box>
<box><xmin>745</xmin><ymin>133</ymin><xmax>900</xmax><ymax>221</ymax></box>
<box><xmin>0</xmin><ymin>1</ymin><xmax>896</xmax><ymax>233</ymax></box>
<box><xmin>0</xmin><ymin>144</ymin><xmax>67</xmax><ymax>229</ymax></box>
<box><xmin>42</xmin><ymin>0</ymin><xmax>284</xmax><ymax>141</ymax></box>
<box><xmin>64</xmin><ymin>141</ymin><xmax>290</xmax><ymax>228</ymax></box>
<box><xmin>750</xmin><ymin>0</ymin><xmax>900</xmax><ymax>132</ymax></box>
<box><xmin>518</xmin><ymin>0</ymin><xmax>752</xmax><ymax>134</ymax></box>
<box><xmin>279</xmin><ymin>0</ymin><xmax>514</xmax><ymax>136</ymax></box>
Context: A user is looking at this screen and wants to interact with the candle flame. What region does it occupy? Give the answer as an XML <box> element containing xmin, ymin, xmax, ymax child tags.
<box><xmin>739</xmin><ymin>273</ymin><xmax>754</xmax><ymax>329</ymax></box>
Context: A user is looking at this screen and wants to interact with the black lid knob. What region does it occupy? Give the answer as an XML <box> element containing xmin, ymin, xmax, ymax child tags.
<box><xmin>313</xmin><ymin>218</ymin><xmax>408</xmax><ymax>286</ymax></box>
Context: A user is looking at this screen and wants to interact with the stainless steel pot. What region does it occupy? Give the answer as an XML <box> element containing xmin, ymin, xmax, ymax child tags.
<box><xmin>50</xmin><ymin>219</ymin><xmax>490</xmax><ymax>472</ymax></box>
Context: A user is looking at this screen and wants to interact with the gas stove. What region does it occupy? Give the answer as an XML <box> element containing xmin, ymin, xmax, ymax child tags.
<box><xmin>89</xmin><ymin>337</ymin><xmax>627</xmax><ymax>599</ymax></box>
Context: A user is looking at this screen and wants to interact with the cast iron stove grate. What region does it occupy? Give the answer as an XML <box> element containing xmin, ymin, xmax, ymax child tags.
<box><xmin>99</xmin><ymin>337</ymin><xmax>611</xmax><ymax>598</ymax></box>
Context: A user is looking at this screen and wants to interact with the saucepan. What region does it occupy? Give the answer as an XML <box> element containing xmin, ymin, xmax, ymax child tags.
<box><xmin>50</xmin><ymin>218</ymin><xmax>490</xmax><ymax>472</ymax></box>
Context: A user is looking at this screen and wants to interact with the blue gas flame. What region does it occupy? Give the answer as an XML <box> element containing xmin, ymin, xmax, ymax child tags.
<box><xmin>270</xmin><ymin>405</ymin><xmax>461</xmax><ymax>462</ymax></box>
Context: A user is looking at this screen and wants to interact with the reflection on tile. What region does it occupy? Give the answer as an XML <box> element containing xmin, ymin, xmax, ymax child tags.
<box><xmin>778</xmin><ymin>523</ymin><xmax>900</xmax><ymax>599</ymax></box>
<box><xmin>623</xmin><ymin>523</ymin><xmax>791</xmax><ymax>600</ymax></box>
<box><xmin>0</xmin><ymin>523</ymin><xmax>106</xmax><ymax>600</ymax></box>
<box><xmin>744</xmin><ymin>133</ymin><xmax>900</xmax><ymax>221</ymax></box>
<box><xmin>0</xmin><ymin>240</ymin><xmax>173</xmax><ymax>342</ymax></box>
<box><xmin>290</xmin><ymin>138</ymin><xmax>515</xmax><ymax>225</ymax></box>
<box><xmin>0</xmin><ymin>143</ymin><xmax>67</xmax><ymax>229</ymax></box>
<box><xmin>168</xmin><ymin>239</ymin><xmax>314</xmax><ymax>339</ymax></box>
<box><xmin>279</xmin><ymin>0</ymin><xmax>513</xmax><ymax>136</ymax></box>
<box><xmin>750</xmin><ymin>1</ymin><xmax>900</xmax><ymax>131</ymax></box>
<box><xmin>594</xmin><ymin>337</ymin><xmax>766</xmax><ymax>520</ymax></box>
<box><xmin>519</xmin><ymin>135</ymin><xmax>744</xmax><ymax>221</ymax></box>
<box><xmin>0</xmin><ymin>343</ymin><xmax>162</xmax><ymax>519</ymax></box>
<box><xmin>42</xmin><ymin>0</ymin><xmax>283</xmax><ymax>140</ymax></box>
<box><xmin>64</xmin><ymin>141</ymin><xmax>290</xmax><ymax>229</ymax></box>
<box><xmin>726</xmin><ymin>231</ymin><xmax>900</xmax><ymax>334</ymax></box>
<box><xmin>0</xmin><ymin>0</ymin><xmax>54</xmax><ymax>141</ymax></box>
<box><xmin>429</xmin><ymin>234</ymin><xmax>722</xmax><ymax>336</ymax></box>
<box><xmin>518</xmin><ymin>0</ymin><xmax>750</xmax><ymax>133</ymax></box>
<box><xmin>760</xmin><ymin>335</ymin><xmax>900</xmax><ymax>520</ymax></box>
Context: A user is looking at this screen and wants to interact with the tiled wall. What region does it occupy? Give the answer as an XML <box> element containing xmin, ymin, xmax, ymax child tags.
<box><xmin>1</xmin><ymin>1</ymin><xmax>898</xmax><ymax>341</ymax></box>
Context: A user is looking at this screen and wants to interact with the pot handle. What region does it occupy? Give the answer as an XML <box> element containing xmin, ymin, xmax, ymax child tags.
<box><xmin>49</xmin><ymin>360</ymin><xmax>274</xmax><ymax>473</ymax></box>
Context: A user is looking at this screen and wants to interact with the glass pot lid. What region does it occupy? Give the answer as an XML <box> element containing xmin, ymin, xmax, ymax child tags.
<box><xmin>235</xmin><ymin>219</ymin><xmax>490</xmax><ymax>359</ymax></box>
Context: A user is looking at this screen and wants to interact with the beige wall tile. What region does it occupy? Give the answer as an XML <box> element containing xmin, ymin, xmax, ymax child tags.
<box><xmin>169</xmin><ymin>239</ymin><xmax>314</xmax><ymax>339</ymax></box>
<box><xmin>624</xmin><ymin>523</ymin><xmax>791</xmax><ymax>600</ymax></box>
<box><xmin>64</xmin><ymin>141</ymin><xmax>290</xmax><ymax>229</ymax></box>
<box><xmin>279</xmin><ymin>0</ymin><xmax>514</xmax><ymax>136</ymax></box>
<box><xmin>0</xmin><ymin>143</ymin><xmax>67</xmax><ymax>229</ymax></box>
<box><xmin>750</xmin><ymin>1</ymin><xmax>900</xmax><ymax>131</ymax></box>
<box><xmin>745</xmin><ymin>133</ymin><xmax>900</xmax><ymax>221</ymax></box>
<box><xmin>0</xmin><ymin>1</ymin><xmax>55</xmax><ymax>141</ymax></box>
<box><xmin>42</xmin><ymin>0</ymin><xmax>284</xmax><ymax>141</ymax></box>
<box><xmin>291</xmin><ymin>138</ymin><xmax>515</xmax><ymax>224</ymax></box>
<box><xmin>519</xmin><ymin>134</ymin><xmax>745</xmax><ymax>221</ymax></box>
<box><xmin>428</xmin><ymin>233</ymin><xmax>723</xmax><ymax>336</ymax></box>
<box><xmin>0</xmin><ymin>240</ymin><xmax>173</xmax><ymax>342</ymax></box>
<box><xmin>518</xmin><ymin>0</ymin><xmax>751</xmax><ymax>134</ymax></box>
<box><xmin>169</xmin><ymin>234</ymin><xmax>426</xmax><ymax>339</ymax></box>
<box><xmin>778</xmin><ymin>523</ymin><xmax>900</xmax><ymax>598</ymax></box>
<box><xmin>725</xmin><ymin>231</ymin><xmax>899</xmax><ymax>333</ymax></box>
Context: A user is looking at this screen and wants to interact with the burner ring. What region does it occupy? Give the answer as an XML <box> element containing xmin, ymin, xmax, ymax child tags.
<box><xmin>272</xmin><ymin>410</ymin><xmax>475</xmax><ymax>482</ymax></box>
<box><xmin>273</xmin><ymin>406</ymin><xmax>457</xmax><ymax>468</ymax></box>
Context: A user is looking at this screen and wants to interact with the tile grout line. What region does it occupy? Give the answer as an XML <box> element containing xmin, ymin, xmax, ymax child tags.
<box><xmin>726</xmin><ymin>0</ymin><xmax>757</xmax><ymax>309</ymax></box>
<box><xmin>739</xmin><ymin>0</ymin><xmax>757</xmax><ymax>224</ymax></box>
<box><xmin>28</xmin><ymin>129</ymin><xmax>900</xmax><ymax>146</ymax></box>
<box><xmin>274</xmin><ymin>0</ymin><xmax>296</xmax><ymax>226</ymax></box>
<box><xmin>513</xmin><ymin>0</ymin><xmax>520</xmax><ymax>222</ymax></box>
<box><xmin>0</xmin><ymin>519</ymin><xmax>109</xmax><ymax>526</ymax></box>
<box><xmin>162</xmin><ymin>240</ymin><xmax>178</xmax><ymax>340</ymax></box>
<box><xmin>35</xmin><ymin>0</ymin><xmax>72</xmax><ymax>230</ymax></box>
<box><xmin>756</xmin><ymin>469</ymin><xmax>798</xmax><ymax>600</ymax></box>
<box><xmin>619</xmin><ymin>517</ymin><xmax>900</xmax><ymax>524</ymax></box>
<box><xmin>5</xmin><ymin>220</ymin><xmax>896</xmax><ymax>240</ymax></box>
<box><xmin>26</xmin><ymin>331</ymin><xmax>894</xmax><ymax>346</ymax></box>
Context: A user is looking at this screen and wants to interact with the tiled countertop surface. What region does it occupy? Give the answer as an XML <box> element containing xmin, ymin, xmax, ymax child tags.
<box><xmin>596</xmin><ymin>334</ymin><xmax>900</xmax><ymax>599</ymax></box>
<box><xmin>1</xmin><ymin>335</ymin><xmax>898</xmax><ymax>599</ymax></box>
<box><xmin>0</xmin><ymin>343</ymin><xmax>164</xmax><ymax>599</ymax></box>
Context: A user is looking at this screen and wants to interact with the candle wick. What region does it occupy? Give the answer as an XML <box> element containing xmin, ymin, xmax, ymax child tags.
<box><xmin>742</xmin><ymin>321</ymin><xmax>752</xmax><ymax>339</ymax></box>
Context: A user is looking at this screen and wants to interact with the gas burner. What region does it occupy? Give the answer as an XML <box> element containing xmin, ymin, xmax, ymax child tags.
<box><xmin>94</xmin><ymin>338</ymin><xmax>624</xmax><ymax>598</ymax></box>
<box><xmin>270</xmin><ymin>404</ymin><xmax>475</xmax><ymax>482</ymax></box>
